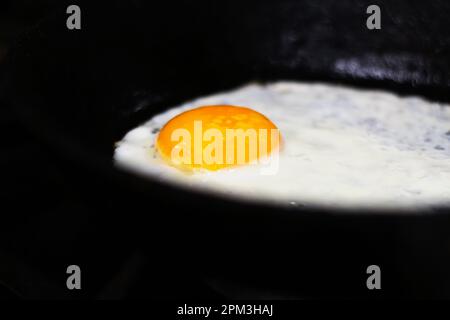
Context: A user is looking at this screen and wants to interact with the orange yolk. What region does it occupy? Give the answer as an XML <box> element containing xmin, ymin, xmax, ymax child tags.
<box><xmin>156</xmin><ymin>105</ymin><xmax>280</xmax><ymax>171</ymax></box>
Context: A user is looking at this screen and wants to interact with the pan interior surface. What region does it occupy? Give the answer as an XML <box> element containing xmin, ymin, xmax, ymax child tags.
<box><xmin>4</xmin><ymin>0</ymin><xmax>450</xmax><ymax>215</ymax></box>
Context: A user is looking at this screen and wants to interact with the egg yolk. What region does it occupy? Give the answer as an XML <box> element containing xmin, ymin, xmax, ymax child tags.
<box><xmin>156</xmin><ymin>105</ymin><xmax>280</xmax><ymax>171</ymax></box>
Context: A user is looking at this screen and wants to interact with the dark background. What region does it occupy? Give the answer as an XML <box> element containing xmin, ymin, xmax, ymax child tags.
<box><xmin>0</xmin><ymin>1</ymin><xmax>222</xmax><ymax>299</ymax></box>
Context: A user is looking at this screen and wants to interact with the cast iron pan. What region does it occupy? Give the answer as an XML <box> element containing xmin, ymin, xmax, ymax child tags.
<box><xmin>4</xmin><ymin>0</ymin><xmax>450</xmax><ymax>298</ymax></box>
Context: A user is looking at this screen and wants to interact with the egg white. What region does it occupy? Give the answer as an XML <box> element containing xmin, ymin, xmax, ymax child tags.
<box><xmin>114</xmin><ymin>82</ymin><xmax>450</xmax><ymax>210</ymax></box>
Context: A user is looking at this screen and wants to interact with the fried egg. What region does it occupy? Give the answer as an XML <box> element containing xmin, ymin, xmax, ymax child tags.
<box><xmin>114</xmin><ymin>82</ymin><xmax>450</xmax><ymax>209</ymax></box>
